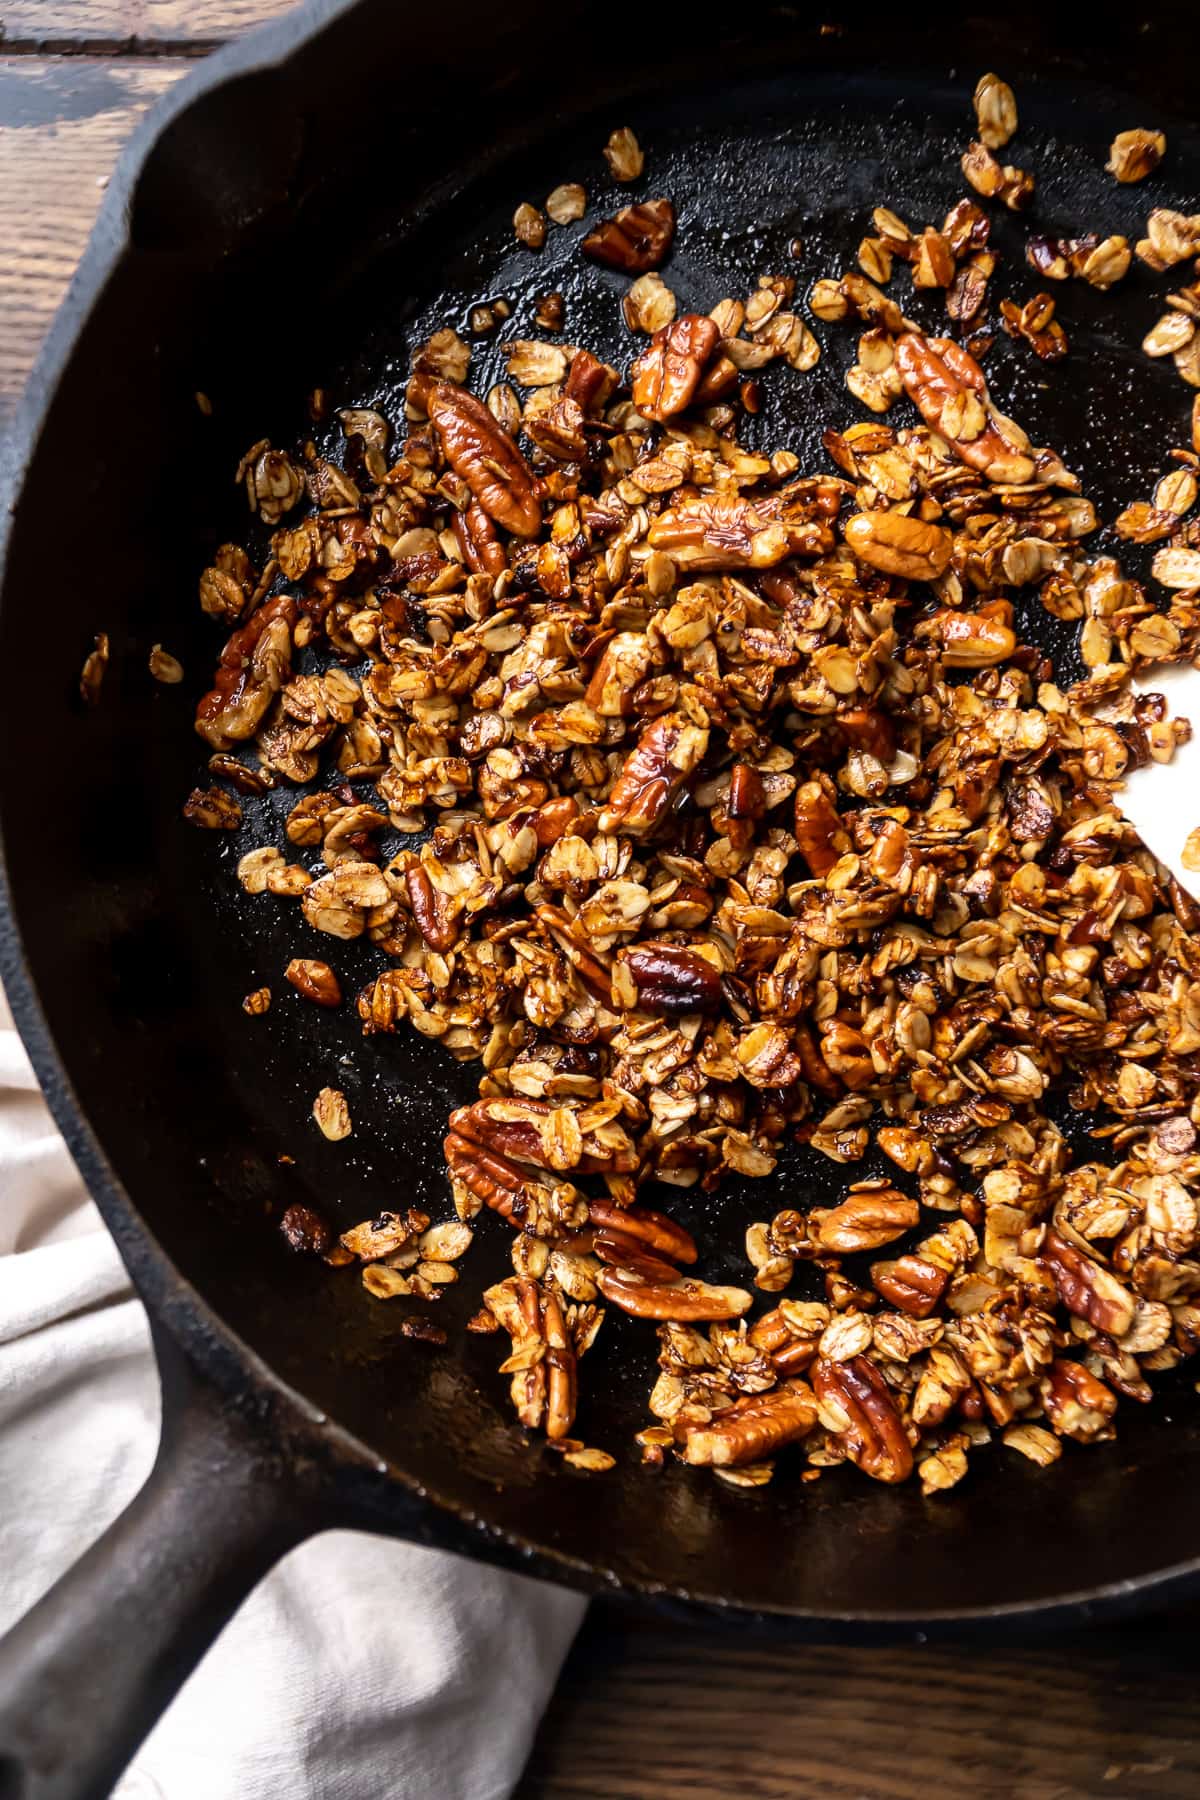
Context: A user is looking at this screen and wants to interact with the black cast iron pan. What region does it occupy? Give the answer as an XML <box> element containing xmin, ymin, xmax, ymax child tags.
<box><xmin>1</xmin><ymin>2</ymin><xmax>1199</xmax><ymax>1794</ymax></box>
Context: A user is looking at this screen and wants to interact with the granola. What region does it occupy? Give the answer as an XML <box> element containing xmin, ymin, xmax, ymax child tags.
<box><xmin>182</xmin><ymin>89</ymin><xmax>1200</xmax><ymax>1494</ymax></box>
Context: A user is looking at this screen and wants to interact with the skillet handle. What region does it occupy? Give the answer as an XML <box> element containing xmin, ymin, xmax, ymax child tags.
<box><xmin>0</xmin><ymin>1328</ymin><xmax>325</xmax><ymax>1800</ymax></box>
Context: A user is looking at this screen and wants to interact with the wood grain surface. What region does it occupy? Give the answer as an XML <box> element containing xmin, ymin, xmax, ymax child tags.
<box><xmin>521</xmin><ymin>1604</ymin><xmax>1200</xmax><ymax>1798</ymax></box>
<box><xmin>3</xmin><ymin>7</ymin><xmax>1200</xmax><ymax>1797</ymax></box>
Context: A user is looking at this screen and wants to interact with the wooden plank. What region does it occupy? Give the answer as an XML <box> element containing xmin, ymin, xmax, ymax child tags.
<box><xmin>0</xmin><ymin>57</ymin><xmax>187</xmax><ymax>421</ymax></box>
<box><xmin>1</xmin><ymin>3</ymin><xmax>297</xmax><ymax>51</ymax></box>
<box><xmin>520</xmin><ymin>1608</ymin><xmax>1200</xmax><ymax>1798</ymax></box>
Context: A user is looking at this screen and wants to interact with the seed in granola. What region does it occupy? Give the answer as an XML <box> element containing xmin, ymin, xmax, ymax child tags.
<box><xmin>313</xmin><ymin>1086</ymin><xmax>352</xmax><ymax>1141</ymax></box>
<box><xmin>1107</xmin><ymin>128</ymin><xmax>1166</xmax><ymax>183</ymax></box>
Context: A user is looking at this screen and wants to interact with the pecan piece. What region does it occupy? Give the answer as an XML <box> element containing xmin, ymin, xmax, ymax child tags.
<box><xmin>542</xmin><ymin>1287</ymin><xmax>577</xmax><ymax>1441</ymax></box>
<box><xmin>1040</xmin><ymin>1359</ymin><xmax>1117</xmax><ymax>1442</ymax></box>
<box><xmin>597</xmin><ymin>713</ymin><xmax>709</xmax><ymax>834</ymax></box>
<box><xmin>194</xmin><ymin>592</ymin><xmax>297</xmax><ymax>750</ymax></box>
<box><xmin>582</xmin><ymin>198</ymin><xmax>675</xmax><ymax>273</ymax></box>
<box><xmin>748</xmin><ymin>1308</ymin><xmax>823</xmax><ymax>1376</ymax></box>
<box><xmin>511</xmin><ymin>1280</ymin><xmax>548</xmax><ymax>1431</ymax></box>
<box><xmin>843</xmin><ymin>510</ymin><xmax>952</xmax><ymax>580</ymax></box>
<box><xmin>793</xmin><ymin>780</ymin><xmax>848</xmax><ymax>877</ymax></box>
<box><xmin>564</xmin><ymin>347</ymin><xmax>619</xmax><ymax>415</ymax></box>
<box><xmin>894</xmin><ymin>333</ymin><xmax>1037</xmax><ymax>485</ymax></box>
<box><xmin>452</xmin><ymin>500</ymin><xmax>507</xmax><ymax>575</ymax></box>
<box><xmin>593</xmin><ymin>1231</ymin><xmax>683</xmax><ymax>1285</ymax></box>
<box><xmin>817</xmin><ymin>1188</ymin><xmax>920</xmax><ymax>1254</ymax></box>
<box><xmin>682</xmin><ymin>1381</ymin><xmax>818</xmax><ymax>1467</ymax></box>
<box><xmin>647</xmin><ymin>493</ymin><xmax>790</xmax><ymax>571</ymax></box>
<box><xmin>596</xmin><ymin>1269</ymin><xmax>751</xmax><ymax>1321</ymax></box>
<box><xmin>871</xmin><ymin>1254</ymin><xmax>948</xmax><ymax>1318</ymax></box>
<box><xmin>630</xmin><ymin>314</ymin><xmax>720</xmax><ymax>421</ymax></box>
<box><xmin>813</xmin><ymin>1355</ymin><xmax>913</xmax><ymax>1484</ymax></box>
<box><xmin>615</xmin><ymin>941</ymin><xmax>722</xmax><ymax>1014</ymax></box>
<box><xmin>1042</xmin><ymin>1229</ymin><xmax>1136</xmax><ymax>1337</ymax></box>
<box><xmin>285</xmin><ymin>958</ymin><xmax>342</xmax><ymax>1007</ymax></box>
<box><xmin>425</xmin><ymin>381</ymin><xmax>541</xmax><ymax>538</ymax></box>
<box><xmin>585</xmin><ymin>1199</ymin><xmax>698</xmax><ymax>1266</ymax></box>
<box><xmin>405</xmin><ymin>863</ymin><xmax>457</xmax><ymax>953</ymax></box>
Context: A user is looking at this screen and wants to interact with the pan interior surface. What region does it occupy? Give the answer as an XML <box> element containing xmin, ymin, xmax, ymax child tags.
<box><xmin>4</xmin><ymin>3</ymin><xmax>1200</xmax><ymax>1621</ymax></box>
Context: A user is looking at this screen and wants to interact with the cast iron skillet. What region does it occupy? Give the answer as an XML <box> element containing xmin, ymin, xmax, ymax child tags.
<box><xmin>1</xmin><ymin>2</ymin><xmax>1199</xmax><ymax>1794</ymax></box>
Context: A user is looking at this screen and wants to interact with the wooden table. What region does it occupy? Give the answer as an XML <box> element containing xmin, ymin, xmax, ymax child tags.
<box><xmin>3</xmin><ymin>6</ymin><xmax>1199</xmax><ymax>1795</ymax></box>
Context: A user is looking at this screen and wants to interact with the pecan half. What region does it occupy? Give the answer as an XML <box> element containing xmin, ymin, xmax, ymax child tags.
<box><xmin>597</xmin><ymin>714</ymin><xmax>709</xmax><ymax>834</ymax></box>
<box><xmin>1042</xmin><ymin>1229</ymin><xmax>1136</xmax><ymax>1337</ymax></box>
<box><xmin>844</xmin><ymin>510</ymin><xmax>952</xmax><ymax>581</ymax></box>
<box><xmin>582</xmin><ymin>198</ymin><xmax>675</xmax><ymax>273</ymax></box>
<box><xmin>817</xmin><ymin>1188</ymin><xmax>920</xmax><ymax>1253</ymax></box>
<box><xmin>682</xmin><ymin>1381</ymin><xmax>818</xmax><ymax>1466</ymax></box>
<box><xmin>616</xmin><ymin>941</ymin><xmax>722</xmax><ymax>1014</ymax></box>
<box><xmin>596</xmin><ymin>1269</ymin><xmax>752</xmax><ymax>1321</ymax></box>
<box><xmin>584</xmin><ymin>1199</ymin><xmax>698</xmax><ymax>1266</ymax></box>
<box><xmin>593</xmin><ymin>1231</ymin><xmax>683</xmax><ymax>1284</ymax></box>
<box><xmin>425</xmin><ymin>380</ymin><xmax>541</xmax><ymax>537</ymax></box>
<box><xmin>405</xmin><ymin>863</ymin><xmax>457</xmax><ymax>953</ymax></box>
<box><xmin>894</xmin><ymin>333</ymin><xmax>1037</xmax><ymax>485</ymax></box>
<box><xmin>813</xmin><ymin>1354</ymin><xmax>913</xmax><ymax>1483</ymax></box>
<box><xmin>631</xmin><ymin>314</ymin><xmax>720</xmax><ymax>421</ymax></box>
<box><xmin>871</xmin><ymin>1254</ymin><xmax>949</xmax><ymax>1318</ymax></box>
<box><xmin>285</xmin><ymin>958</ymin><xmax>342</xmax><ymax>1007</ymax></box>
<box><xmin>195</xmin><ymin>592</ymin><xmax>297</xmax><ymax>750</ymax></box>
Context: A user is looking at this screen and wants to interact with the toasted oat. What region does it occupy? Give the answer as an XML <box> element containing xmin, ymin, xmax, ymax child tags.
<box><xmin>604</xmin><ymin>126</ymin><xmax>643</xmax><ymax>183</ymax></box>
<box><xmin>313</xmin><ymin>1086</ymin><xmax>352</xmax><ymax>1141</ymax></box>
<box><xmin>973</xmin><ymin>73</ymin><xmax>1017</xmax><ymax>150</ymax></box>
<box><xmin>546</xmin><ymin>182</ymin><xmax>587</xmax><ymax>225</ymax></box>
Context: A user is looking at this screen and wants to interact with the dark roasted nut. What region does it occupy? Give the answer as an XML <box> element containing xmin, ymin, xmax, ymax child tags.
<box><xmin>542</xmin><ymin>1288</ymin><xmax>577</xmax><ymax>1441</ymax></box>
<box><xmin>844</xmin><ymin>510</ymin><xmax>952</xmax><ymax>580</ymax></box>
<box><xmin>280</xmin><ymin>1203</ymin><xmax>334</xmax><ymax>1256</ymax></box>
<box><xmin>871</xmin><ymin>1255</ymin><xmax>949</xmax><ymax>1318</ymax></box>
<box><xmin>597</xmin><ymin>1268</ymin><xmax>752</xmax><ymax>1321</ymax></box>
<box><xmin>616</xmin><ymin>941</ymin><xmax>722</xmax><ymax>1014</ymax></box>
<box><xmin>597</xmin><ymin>713</ymin><xmax>709</xmax><ymax>833</ymax></box>
<box><xmin>593</xmin><ymin>1231</ymin><xmax>683</xmax><ymax>1284</ymax></box>
<box><xmin>452</xmin><ymin>500</ymin><xmax>507</xmax><ymax>575</ymax></box>
<box><xmin>405</xmin><ymin>864</ymin><xmax>457</xmax><ymax>952</ymax></box>
<box><xmin>582</xmin><ymin>198</ymin><xmax>675</xmax><ymax>273</ymax></box>
<box><xmin>1043</xmin><ymin>1229</ymin><xmax>1136</xmax><ymax>1337</ymax></box>
<box><xmin>813</xmin><ymin>1354</ymin><xmax>913</xmax><ymax>1483</ymax></box>
<box><xmin>285</xmin><ymin>958</ymin><xmax>342</xmax><ymax>1007</ymax></box>
<box><xmin>564</xmin><ymin>347</ymin><xmax>619</xmax><ymax>414</ymax></box>
<box><xmin>194</xmin><ymin>592</ymin><xmax>297</xmax><ymax>750</ymax></box>
<box><xmin>1040</xmin><ymin>1360</ymin><xmax>1117</xmax><ymax>1441</ymax></box>
<box><xmin>895</xmin><ymin>333</ymin><xmax>1037</xmax><ymax>484</ymax></box>
<box><xmin>585</xmin><ymin>1200</ymin><xmax>698</xmax><ymax>1266</ymax></box>
<box><xmin>631</xmin><ymin>314</ymin><xmax>721</xmax><ymax>421</ymax></box>
<box><xmin>818</xmin><ymin>1188</ymin><xmax>920</xmax><ymax>1253</ymax></box>
<box><xmin>927</xmin><ymin>607</ymin><xmax>1016</xmax><ymax>668</ymax></box>
<box><xmin>682</xmin><ymin>1381</ymin><xmax>818</xmax><ymax>1466</ymax></box>
<box><xmin>425</xmin><ymin>380</ymin><xmax>541</xmax><ymax>537</ymax></box>
<box><xmin>793</xmin><ymin>780</ymin><xmax>847</xmax><ymax>877</ymax></box>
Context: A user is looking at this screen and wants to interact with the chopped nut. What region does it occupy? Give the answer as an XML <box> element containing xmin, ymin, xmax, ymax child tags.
<box><xmin>546</xmin><ymin>182</ymin><xmax>587</xmax><ymax>224</ymax></box>
<box><xmin>242</xmin><ymin>986</ymin><xmax>271</xmax><ymax>1015</ymax></box>
<box><xmin>513</xmin><ymin>202</ymin><xmax>546</xmax><ymax>250</ymax></box>
<box><xmin>1107</xmin><ymin>129</ymin><xmax>1166</xmax><ymax>183</ymax></box>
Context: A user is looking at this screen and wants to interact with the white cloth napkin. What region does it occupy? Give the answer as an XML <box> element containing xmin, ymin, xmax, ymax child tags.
<box><xmin>0</xmin><ymin>1002</ymin><xmax>585</xmax><ymax>1800</ymax></box>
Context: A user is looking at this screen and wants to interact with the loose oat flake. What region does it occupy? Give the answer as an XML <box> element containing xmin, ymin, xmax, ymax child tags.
<box><xmin>182</xmin><ymin>96</ymin><xmax>1200</xmax><ymax>1497</ymax></box>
